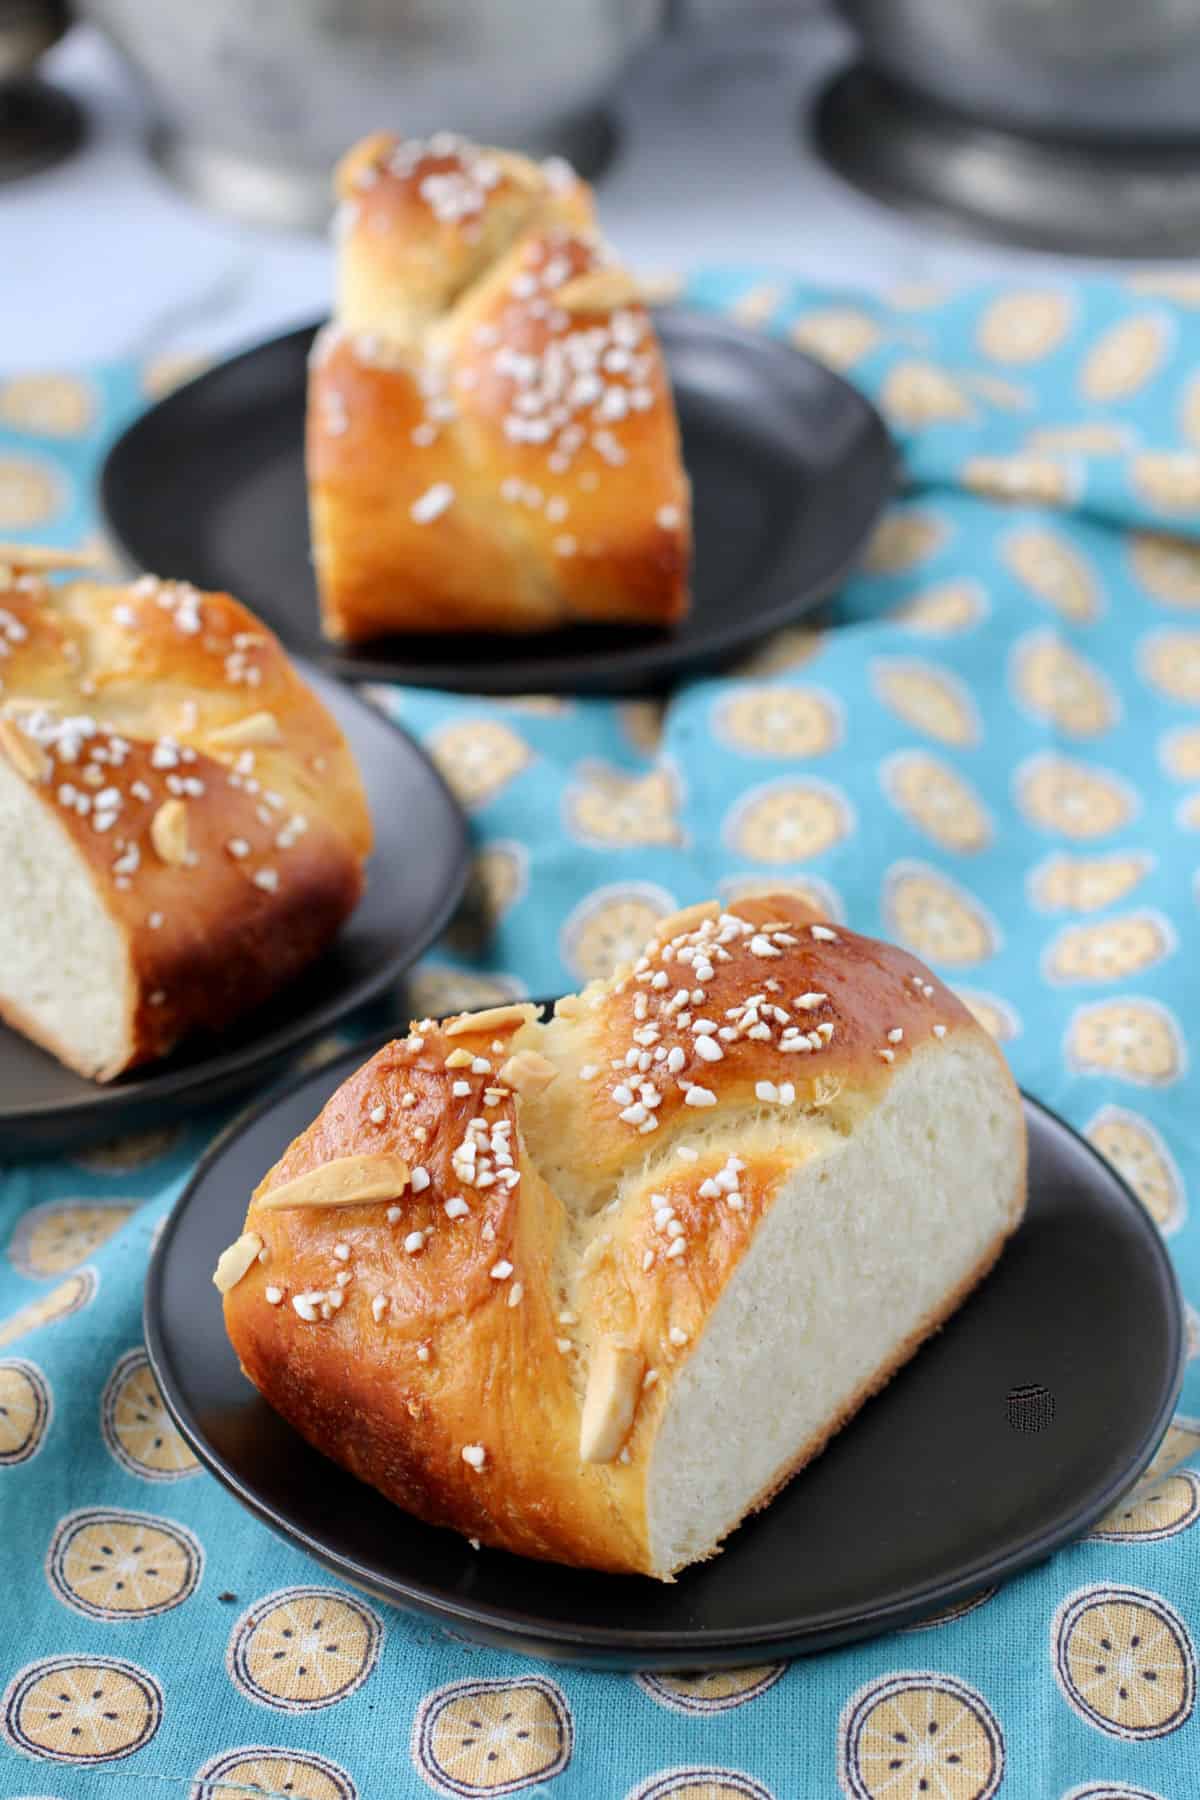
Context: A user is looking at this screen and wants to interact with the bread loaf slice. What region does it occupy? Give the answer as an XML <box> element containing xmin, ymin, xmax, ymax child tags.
<box><xmin>307</xmin><ymin>131</ymin><xmax>691</xmax><ymax>639</ymax></box>
<box><xmin>0</xmin><ymin>546</ymin><xmax>371</xmax><ymax>1080</ymax></box>
<box><xmin>220</xmin><ymin>895</ymin><xmax>1026</xmax><ymax>1576</ymax></box>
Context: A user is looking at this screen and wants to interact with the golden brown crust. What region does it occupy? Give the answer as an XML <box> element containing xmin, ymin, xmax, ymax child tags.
<box><xmin>223</xmin><ymin>894</ymin><xmax>1026</xmax><ymax>1575</ymax></box>
<box><xmin>332</xmin><ymin>134</ymin><xmax>592</xmax><ymax>341</ymax></box>
<box><xmin>230</xmin><ymin>1016</ymin><xmax>645</xmax><ymax>1569</ymax></box>
<box><xmin>0</xmin><ymin>560</ymin><xmax>371</xmax><ymax>1078</ymax></box>
<box><xmin>307</xmin><ymin>131</ymin><xmax>690</xmax><ymax>640</ymax></box>
<box><xmin>519</xmin><ymin>893</ymin><xmax>990</xmax><ymax>1201</ymax></box>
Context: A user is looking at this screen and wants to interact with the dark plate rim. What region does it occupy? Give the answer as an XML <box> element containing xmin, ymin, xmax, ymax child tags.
<box><xmin>143</xmin><ymin>1023</ymin><xmax>1185</xmax><ymax>1661</ymax></box>
<box><xmin>2</xmin><ymin>677</ymin><xmax>469</xmax><ymax>1126</ymax></box>
<box><xmin>99</xmin><ymin>309</ymin><xmax>897</xmax><ymax>695</ymax></box>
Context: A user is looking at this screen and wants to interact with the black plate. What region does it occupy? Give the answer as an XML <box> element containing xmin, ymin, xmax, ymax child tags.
<box><xmin>145</xmin><ymin>1027</ymin><xmax>1183</xmax><ymax>1668</ymax></box>
<box><xmin>101</xmin><ymin>312</ymin><xmax>894</xmax><ymax>696</ymax></box>
<box><xmin>1</xmin><ymin>677</ymin><xmax>468</xmax><ymax>1156</ymax></box>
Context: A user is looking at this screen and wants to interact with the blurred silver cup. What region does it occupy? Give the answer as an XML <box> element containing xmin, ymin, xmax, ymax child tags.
<box><xmin>79</xmin><ymin>0</ymin><xmax>663</xmax><ymax>228</ymax></box>
<box><xmin>837</xmin><ymin>0</ymin><xmax>1200</xmax><ymax>143</ymax></box>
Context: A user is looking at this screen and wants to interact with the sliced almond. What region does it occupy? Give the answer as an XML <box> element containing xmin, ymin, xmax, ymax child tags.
<box><xmin>150</xmin><ymin>797</ymin><xmax>189</xmax><ymax>866</ymax></box>
<box><xmin>254</xmin><ymin>1152</ymin><xmax>411</xmax><ymax>1212</ymax></box>
<box><xmin>497</xmin><ymin>1049</ymin><xmax>558</xmax><ymax>1096</ymax></box>
<box><xmin>729</xmin><ymin>883</ymin><xmax>822</xmax><ymax>919</ymax></box>
<box><xmin>0</xmin><ymin>718</ymin><xmax>49</xmax><ymax>784</ymax></box>
<box><xmin>652</xmin><ymin>900</ymin><xmax>719</xmax><ymax>944</ymax></box>
<box><xmin>444</xmin><ymin>1048</ymin><xmax>475</xmax><ymax>1069</ymax></box>
<box><xmin>555</xmin><ymin>269</ymin><xmax>645</xmax><ymax>314</ymax></box>
<box><xmin>336</xmin><ymin>129</ymin><xmax>396</xmax><ymax>197</ymax></box>
<box><xmin>212</xmin><ymin>1231</ymin><xmax>264</xmax><ymax>1293</ymax></box>
<box><xmin>811</xmin><ymin>1073</ymin><xmax>842</xmax><ymax>1109</ymax></box>
<box><xmin>635</xmin><ymin>270</ymin><xmax>684</xmax><ymax>307</ymax></box>
<box><xmin>0</xmin><ymin>542</ymin><xmax>101</xmax><ymax>572</ymax></box>
<box><xmin>580</xmin><ymin>1337</ymin><xmax>645</xmax><ymax>1463</ymax></box>
<box><xmin>504</xmin><ymin>154</ymin><xmax>544</xmax><ymax>196</ymax></box>
<box><xmin>207</xmin><ymin>710</ymin><xmax>282</xmax><ymax>749</ymax></box>
<box><xmin>444</xmin><ymin>1003</ymin><xmax>538</xmax><ymax>1037</ymax></box>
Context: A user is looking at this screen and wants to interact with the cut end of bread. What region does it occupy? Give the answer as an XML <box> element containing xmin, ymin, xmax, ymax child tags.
<box><xmin>644</xmin><ymin>1033</ymin><xmax>1023</xmax><ymax>1576</ymax></box>
<box><xmin>0</xmin><ymin>755</ymin><xmax>133</xmax><ymax>1079</ymax></box>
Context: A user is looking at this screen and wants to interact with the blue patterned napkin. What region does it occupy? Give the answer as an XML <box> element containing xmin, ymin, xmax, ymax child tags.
<box><xmin>2</xmin><ymin>271</ymin><xmax>1200</xmax><ymax>1800</ymax></box>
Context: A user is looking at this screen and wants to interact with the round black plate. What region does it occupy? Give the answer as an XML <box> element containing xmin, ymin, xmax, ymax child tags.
<box><xmin>146</xmin><ymin>1028</ymin><xmax>1183</xmax><ymax>1668</ymax></box>
<box><xmin>101</xmin><ymin>311</ymin><xmax>894</xmax><ymax>696</ymax></box>
<box><xmin>0</xmin><ymin>676</ymin><xmax>468</xmax><ymax>1156</ymax></box>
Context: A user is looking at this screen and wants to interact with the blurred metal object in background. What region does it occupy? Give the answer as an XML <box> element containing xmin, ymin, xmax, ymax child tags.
<box><xmin>840</xmin><ymin>0</ymin><xmax>1200</xmax><ymax>142</ymax></box>
<box><xmin>0</xmin><ymin>0</ymin><xmax>84</xmax><ymax>180</ymax></box>
<box><xmin>0</xmin><ymin>0</ymin><xmax>68</xmax><ymax>72</ymax></box>
<box><xmin>77</xmin><ymin>0</ymin><xmax>662</xmax><ymax>230</ymax></box>
<box><xmin>814</xmin><ymin>0</ymin><xmax>1200</xmax><ymax>256</ymax></box>
<box><xmin>662</xmin><ymin>0</ymin><xmax>825</xmax><ymax>22</ymax></box>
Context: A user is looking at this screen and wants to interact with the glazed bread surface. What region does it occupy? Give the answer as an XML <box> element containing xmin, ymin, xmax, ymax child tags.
<box><xmin>220</xmin><ymin>894</ymin><xmax>1026</xmax><ymax>1578</ymax></box>
<box><xmin>307</xmin><ymin>130</ymin><xmax>691</xmax><ymax>640</ymax></box>
<box><xmin>0</xmin><ymin>545</ymin><xmax>371</xmax><ymax>1080</ymax></box>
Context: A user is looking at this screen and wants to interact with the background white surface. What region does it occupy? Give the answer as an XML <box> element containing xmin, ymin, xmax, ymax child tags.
<box><xmin>2</xmin><ymin>18</ymin><xmax>1104</xmax><ymax>373</ymax></box>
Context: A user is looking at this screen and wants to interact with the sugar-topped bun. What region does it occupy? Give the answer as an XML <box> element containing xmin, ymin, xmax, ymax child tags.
<box><xmin>307</xmin><ymin>131</ymin><xmax>691</xmax><ymax>640</ymax></box>
<box><xmin>220</xmin><ymin>895</ymin><xmax>1025</xmax><ymax>1577</ymax></box>
<box><xmin>0</xmin><ymin>546</ymin><xmax>370</xmax><ymax>1080</ymax></box>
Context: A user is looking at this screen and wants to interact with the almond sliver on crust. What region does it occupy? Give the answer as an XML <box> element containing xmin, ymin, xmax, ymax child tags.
<box><xmin>254</xmin><ymin>1153</ymin><xmax>411</xmax><ymax>1211</ymax></box>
